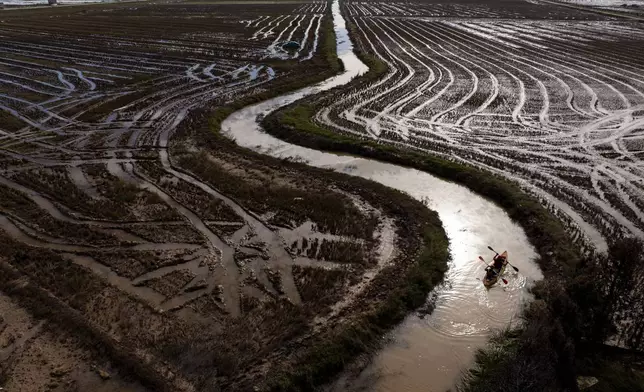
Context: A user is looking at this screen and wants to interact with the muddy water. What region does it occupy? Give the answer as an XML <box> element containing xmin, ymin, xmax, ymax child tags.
<box><xmin>220</xmin><ymin>0</ymin><xmax>542</xmax><ymax>390</ymax></box>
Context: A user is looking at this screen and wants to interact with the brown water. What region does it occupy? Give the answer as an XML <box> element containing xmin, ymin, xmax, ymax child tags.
<box><xmin>220</xmin><ymin>0</ymin><xmax>542</xmax><ymax>389</ymax></box>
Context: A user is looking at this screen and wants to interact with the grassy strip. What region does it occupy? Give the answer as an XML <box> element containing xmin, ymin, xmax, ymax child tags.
<box><xmin>264</xmin><ymin>107</ymin><xmax>578</xmax><ymax>273</ymax></box>
<box><xmin>203</xmin><ymin>15</ymin><xmax>342</xmax><ymax>134</ymax></box>
<box><xmin>261</xmin><ymin>30</ymin><xmax>579</xmax><ymax>275</ymax></box>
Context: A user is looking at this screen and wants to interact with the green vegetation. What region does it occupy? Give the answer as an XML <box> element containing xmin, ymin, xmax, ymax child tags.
<box><xmin>322</xmin><ymin>18</ymin><xmax>344</xmax><ymax>75</ymax></box>
<box><xmin>317</xmin><ymin>238</ymin><xmax>372</xmax><ymax>265</ymax></box>
<box><xmin>137</xmin><ymin>160</ymin><xmax>242</xmax><ymax>222</ymax></box>
<box><xmin>292</xmin><ymin>265</ymin><xmax>349</xmax><ymax>312</ymax></box>
<box><xmin>205</xmin><ymin>16</ymin><xmax>341</xmax><ymax>126</ymax></box>
<box><xmin>263</xmin><ymin>99</ymin><xmax>577</xmax><ymax>278</ymax></box>
<box><xmin>264</xmin><ymin>17</ymin><xmax>343</xmax><ymax>74</ymax></box>
<box><xmin>13</xmin><ymin>166</ymin><xmax>179</xmax><ymax>221</ymax></box>
<box><xmin>460</xmin><ymin>238</ymin><xmax>644</xmax><ymax>392</ymax></box>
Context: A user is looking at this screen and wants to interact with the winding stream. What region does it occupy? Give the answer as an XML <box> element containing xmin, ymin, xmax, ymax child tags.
<box><xmin>221</xmin><ymin>0</ymin><xmax>543</xmax><ymax>390</ymax></box>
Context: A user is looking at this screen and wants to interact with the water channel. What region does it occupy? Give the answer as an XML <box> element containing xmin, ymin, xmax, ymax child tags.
<box><xmin>221</xmin><ymin>1</ymin><xmax>543</xmax><ymax>390</ymax></box>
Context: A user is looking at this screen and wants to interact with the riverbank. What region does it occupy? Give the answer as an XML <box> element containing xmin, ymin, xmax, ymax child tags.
<box><xmin>198</xmin><ymin>17</ymin><xmax>453</xmax><ymax>392</ymax></box>
<box><xmin>459</xmin><ymin>236</ymin><xmax>644</xmax><ymax>392</ymax></box>
<box><xmin>191</xmin><ymin>106</ymin><xmax>450</xmax><ymax>392</ymax></box>
<box><xmin>246</xmin><ymin>9</ymin><xmax>590</xmax><ymax>392</ymax></box>
<box><xmin>215</xmin><ymin>3</ymin><xmax>549</xmax><ymax>392</ymax></box>
<box><xmin>262</xmin><ymin>57</ymin><xmax>579</xmax><ymax>278</ymax></box>
<box><xmin>255</xmin><ymin>17</ymin><xmax>589</xmax><ymax>391</ymax></box>
<box><xmin>224</xmin><ymin>3</ymin><xmax>644</xmax><ymax>392</ymax></box>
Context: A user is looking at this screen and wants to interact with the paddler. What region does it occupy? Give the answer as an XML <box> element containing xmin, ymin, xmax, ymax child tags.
<box><xmin>492</xmin><ymin>253</ymin><xmax>506</xmax><ymax>271</ymax></box>
<box><xmin>485</xmin><ymin>265</ymin><xmax>498</xmax><ymax>280</ymax></box>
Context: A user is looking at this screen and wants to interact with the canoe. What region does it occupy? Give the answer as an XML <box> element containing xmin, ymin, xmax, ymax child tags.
<box><xmin>483</xmin><ymin>251</ymin><xmax>508</xmax><ymax>288</ymax></box>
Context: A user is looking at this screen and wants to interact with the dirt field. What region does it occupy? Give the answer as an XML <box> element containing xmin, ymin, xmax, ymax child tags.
<box><xmin>308</xmin><ymin>0</ymin><xmax>644</xmax><ymax>247</ymax></box>
<box><xmin>0</xmin><ymin>291</ymin><xmax>150</xmax><ymax>392</ymax></box>
<box><xmin>0</xmin><ymin>1</ymin><xmax>448</xmax><ymax>391</ymax></box>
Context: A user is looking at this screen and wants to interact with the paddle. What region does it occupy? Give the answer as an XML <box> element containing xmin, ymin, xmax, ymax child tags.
<box><xmin>487</xmin><ymin>246</ymin><xmax>520</xmax><ymax>273</ymax></box>
<box><xmin>478</xmin><ymin>256</ymin><xmax>508</xmax><ymax>285</ymax></box>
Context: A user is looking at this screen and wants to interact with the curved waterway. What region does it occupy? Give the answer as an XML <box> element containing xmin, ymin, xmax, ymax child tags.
<box><xmin>221</xmin><ymin>0</ymin><xmax>543</xmax><ymax>390</ymax></box>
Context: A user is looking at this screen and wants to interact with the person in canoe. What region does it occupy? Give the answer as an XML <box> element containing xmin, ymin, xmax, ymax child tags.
<box><xmin>484</xmin><ymin>265</ymin><xmax>498</xmax><ymax>280</ymax></box>
<box><xmin>482</xmin><ymin>250</ymin><xmax>509</xmax><ymax>287</ymax></box>
<box><xmin>492</xmin><ymin>252</ymin><xmax>507</xmax><ymax>270</ymax></box>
